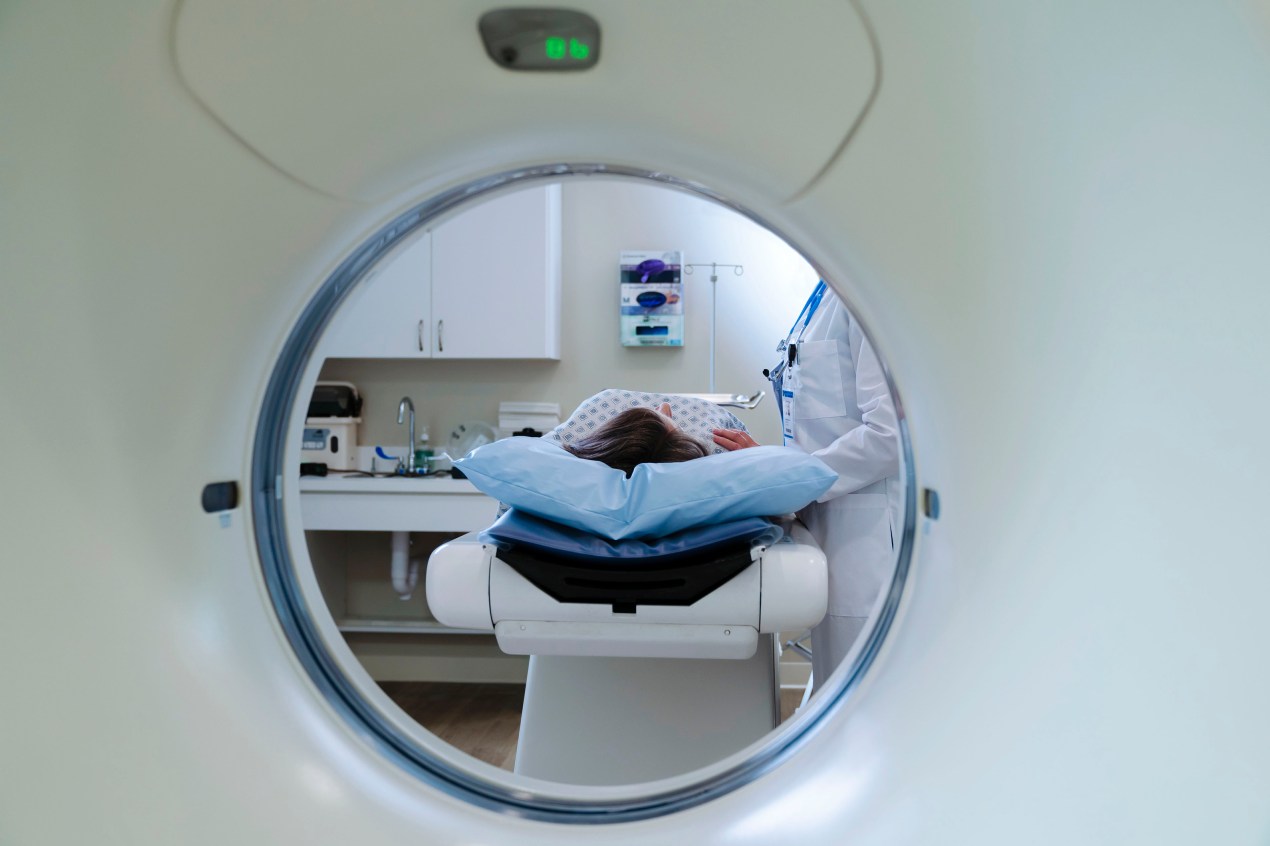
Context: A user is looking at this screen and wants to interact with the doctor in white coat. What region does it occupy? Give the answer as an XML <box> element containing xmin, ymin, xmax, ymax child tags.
<box><xmin>714</xmin><ymin>280</ymin><xmax>901</xmax><ymax>689</ymax></box>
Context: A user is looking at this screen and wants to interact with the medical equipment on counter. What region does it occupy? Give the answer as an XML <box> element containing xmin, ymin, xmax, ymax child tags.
<box><xmin>498</xmin><ymin>401</ymin><xmax>561</xmax><ymax>439</ymax></box>
<box><xmin>301</xmin><ymin>381</ymin><xmax>362</xmax><ymax>471</ymax></box>
<box><xmin>307</xmin><ymin>382</ymin><xmax>362</xmax><ymax>418</ymax></box>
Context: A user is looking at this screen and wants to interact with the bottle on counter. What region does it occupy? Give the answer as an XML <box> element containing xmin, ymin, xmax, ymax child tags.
<box><xmin>414</xmin><ymin>426</ymin><xmax>435</xmax><ymax>474</ymax></box>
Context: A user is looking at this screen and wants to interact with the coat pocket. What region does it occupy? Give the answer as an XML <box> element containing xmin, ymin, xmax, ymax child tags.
<box><xmin>792</xmin><ymin>338</ymin><xmax>848</xmax><ymax>420</ymax></box>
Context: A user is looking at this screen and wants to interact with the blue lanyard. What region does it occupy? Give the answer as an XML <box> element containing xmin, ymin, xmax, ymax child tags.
<box><xmin>772</xmin><ymin>282</ymin><xmax>828</xmax><ymax>440</ymax></box>
<box><xmin>777</xmin><ymin>280</ymin><xmax>829</xmax><ymax>366</ymax></box>
<box><xmin>786</xmin><ymin>280</ymin><xmax>828</xmax><ymax>345</ymax></box>
<box><xmin>769</xmin><ymin>280</ymin><xmax>829</xmax><ymax>392</ymax></box>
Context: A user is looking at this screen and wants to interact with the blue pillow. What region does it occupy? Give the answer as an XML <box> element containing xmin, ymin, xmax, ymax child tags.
<box><xmin>479</xmin><ymin>508</ymin><xmax>783</xmax><ymax>563</ymax></box>
<box><xmin>454</xmin><ymin>437</ymin><xmax>836</xmax><ymax>540</ymax></box>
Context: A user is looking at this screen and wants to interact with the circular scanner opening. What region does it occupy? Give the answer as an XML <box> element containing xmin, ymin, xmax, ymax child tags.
<box><xmin>253</xmin><ymin>165</ymin><xmax>916</xmax><ymax>823</ymax></box>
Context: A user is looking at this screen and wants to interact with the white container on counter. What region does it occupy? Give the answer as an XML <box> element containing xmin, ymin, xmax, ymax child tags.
<box><xmin>301</xmin><ymin>416</ymin><xmax>360</xmax><ymax>470</ymax></box>
<box><xmin>498</xmin><ymin>401</ymin><xmax>561</xmax><ymax>438</ymax></box>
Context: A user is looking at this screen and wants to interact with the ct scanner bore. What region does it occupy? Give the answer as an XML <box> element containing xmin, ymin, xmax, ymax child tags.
<box><xmin>258</xmin><ymin>166</ymin><xmax>917</xmax><ymax>820</ymax></box>
<box><xmin>5</xmin><ymin>0</ymin><xmax>1270</xmax><ymax>843</ymax></box>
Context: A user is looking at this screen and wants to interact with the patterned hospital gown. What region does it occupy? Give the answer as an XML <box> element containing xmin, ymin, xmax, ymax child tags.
<box><xmin>544</xmin><ymin>388</ymin><xmax>747</xmax><ymax>456</ymax></box>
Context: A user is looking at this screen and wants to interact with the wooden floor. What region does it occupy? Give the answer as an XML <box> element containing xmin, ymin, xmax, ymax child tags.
<box><xmin>380</xmin><ymin>681</ymin><xmax>525</xmax><ymax>770</ymax></box>
<box><xmin>380</xmin><ymin>681</ymin><xmax>807</xmax><ymax>772</ymax></box>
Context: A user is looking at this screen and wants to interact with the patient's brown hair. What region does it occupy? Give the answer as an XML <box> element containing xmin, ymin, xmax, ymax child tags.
<box><xmin>562</xmin><ymin>407</ymin><xmax>708</xmax><ymax>477</ymax></box>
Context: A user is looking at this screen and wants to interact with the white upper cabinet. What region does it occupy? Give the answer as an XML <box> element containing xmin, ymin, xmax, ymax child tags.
<box><xmin>323</xmin><ymin>232</ymin><xmax>433</xmax><ymax>358</ymax></box>
<box><xmin>431</xmin><ymin>184</ymin><xmax>561</xmax><ymax>359</ymax></box>
<box><xmin>320</xmin><ymin>184</ymin><xmax>561</xmax><ymax>360</ymax></box>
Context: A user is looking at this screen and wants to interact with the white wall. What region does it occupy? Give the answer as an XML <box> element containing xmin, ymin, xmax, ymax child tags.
<box><xmin>319</xmin><ymin>178</ymin><xmax>819</xmax><ymax>451</ymax></box>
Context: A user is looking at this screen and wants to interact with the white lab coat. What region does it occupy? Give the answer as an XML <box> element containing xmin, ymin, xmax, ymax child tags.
<box><xmin>779</xmin><ymin>287</ymin><xmax>901</xmax><ymax>687</ymax></box>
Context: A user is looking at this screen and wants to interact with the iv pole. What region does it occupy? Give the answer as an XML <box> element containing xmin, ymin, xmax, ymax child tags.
<box><xmin>683</xmin><ymin>262</ymin><xmax>764</xmax><ymax>409</ymax></box>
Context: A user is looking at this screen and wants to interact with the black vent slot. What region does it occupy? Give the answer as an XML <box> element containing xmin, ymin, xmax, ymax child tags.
<box><xmin>496</xmin><ymin>541</ymin><xmax>753</xmax><ymax>607</ymax></box>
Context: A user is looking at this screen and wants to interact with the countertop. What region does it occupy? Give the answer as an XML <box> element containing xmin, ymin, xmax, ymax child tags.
<box><xmin>298</xmin><ymin>473</ymin><xmax>497</xmax><ymax>532</ymax></box>
<box><xmin>298</xmin><ymin>474</ymin><xmax>482</xmax><ymax>494</ymax></box>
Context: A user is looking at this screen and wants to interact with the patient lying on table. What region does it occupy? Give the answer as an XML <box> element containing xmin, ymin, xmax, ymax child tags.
<box><xmin>546</xmin><ymin>388</ymin><xmax>747</xmax><ymax>476</ymax></box>
<box><xmin>453</xmin><ymin>388</ymin><xmax>831</xmax><ymax>542</ymax></box>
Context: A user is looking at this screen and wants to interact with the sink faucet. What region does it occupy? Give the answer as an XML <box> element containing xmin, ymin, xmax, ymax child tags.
<box><xmin>396</xmin><ymin>396</ymin><xmax>416</xmax><ymax>474</ymax></box>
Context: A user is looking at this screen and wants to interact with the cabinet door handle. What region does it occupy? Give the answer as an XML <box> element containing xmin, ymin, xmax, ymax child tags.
<box><xmin>417</xmin><ymin>319</ymin><xmax>425</xmax><ymax>352</ymax></box>
<box><xmin>437</xmin><ymin>319</ymin><xmax>444</xmax><ymax>353</ymax></box>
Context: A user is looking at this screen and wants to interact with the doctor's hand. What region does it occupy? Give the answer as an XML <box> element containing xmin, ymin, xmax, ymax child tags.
<box><xmin>712</xmin><ymin>428</ymin><xmax>760</xmax><ymax>451</ymax></box>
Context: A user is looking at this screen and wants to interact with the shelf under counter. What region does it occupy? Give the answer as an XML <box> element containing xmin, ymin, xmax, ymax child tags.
<box><xmin>299</xmin><ymin>474</ymin><xmax>500</xmax><ymax>532</ymax></box>
<box><xmin>337</xmin><ymin>616</ymin><xmax>490</xmax><ymax>636</ymax></box>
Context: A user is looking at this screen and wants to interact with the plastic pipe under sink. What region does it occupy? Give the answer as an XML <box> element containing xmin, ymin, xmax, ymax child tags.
<box><xmin>390</xmin><ymin>531</ymin><xmax>419</xmax><ymax>599</ymax></box>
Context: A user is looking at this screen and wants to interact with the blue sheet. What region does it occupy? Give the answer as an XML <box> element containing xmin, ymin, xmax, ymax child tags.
<box><xmin>479</xmin><ymin>508</ymin><xmax>782</xmax><ymax>565</ymax></box>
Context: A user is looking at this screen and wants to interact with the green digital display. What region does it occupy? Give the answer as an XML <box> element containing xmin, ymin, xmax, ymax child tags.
<box><xmin>544</xmin><ymin>36</ymin><xmax>591</xmax><ymax>61</ymax></box>
<box><xmin>479</xmin><ymin>9</ymin><xmax>601</xmax><ymax>71</ymax></box>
